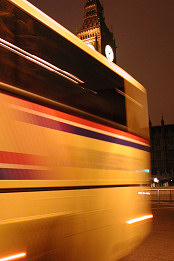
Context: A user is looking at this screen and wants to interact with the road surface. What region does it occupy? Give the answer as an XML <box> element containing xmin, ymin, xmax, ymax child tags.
<box><xmin>120</xmin><ymin>203</ymin><xmax>174</xmax><ymax>261</ymax></box>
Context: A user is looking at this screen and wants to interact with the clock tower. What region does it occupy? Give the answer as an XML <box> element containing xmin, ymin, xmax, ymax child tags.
<box><xmin>76</xmin><ymin>0</ymin><xmax>117</xmax><ymax>63</ymax></box>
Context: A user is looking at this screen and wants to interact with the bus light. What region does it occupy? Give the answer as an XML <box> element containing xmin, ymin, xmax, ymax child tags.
<box><xmin>126</xmin><ymin>214</ymin><xmax>153</xmax><ymax>224</ymax></box>
<box><xmin>0</xmin><ymin>252</ymin><xmax>26</xmax><ymax>261</ymax></box>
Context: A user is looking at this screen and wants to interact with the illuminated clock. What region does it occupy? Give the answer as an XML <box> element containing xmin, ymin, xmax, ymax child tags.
<box><xmin>87</xmin><ymin>43</ymin><xmax>95</xmax><ymax>50</ymax></box>
<box><xmin>105</xmin><ymin>45</ymin><xmax>114</xmax><ymax>62</ymax></box>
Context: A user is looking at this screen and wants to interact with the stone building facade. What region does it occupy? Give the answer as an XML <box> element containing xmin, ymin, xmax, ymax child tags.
<box><xmin>150</xmin><ymin>117</ymin><xmax>174</xmax><ymax>180</ymax></box>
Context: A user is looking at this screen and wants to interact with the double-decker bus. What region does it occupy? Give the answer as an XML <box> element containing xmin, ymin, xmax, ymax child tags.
<box><xmin>0</xmin><ymin>0</ymin><xmax>152</xmax><ymax>260</ymax></box>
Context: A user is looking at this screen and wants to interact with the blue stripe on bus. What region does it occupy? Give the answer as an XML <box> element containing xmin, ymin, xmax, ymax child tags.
<box><xmin>20</xmin><ymin>111</ymin><xmax>150</xmax><ymax>152</ymax></box>
<box><xmin>0</xmin><ymin>169</ymin><xmax>46</xmax><ymax>180</ymax></box>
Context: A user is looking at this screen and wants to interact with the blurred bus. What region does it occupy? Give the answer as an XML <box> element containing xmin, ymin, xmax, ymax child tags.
<box><xmin>0</xmin><ymin>0</ymin><xmax>152</xmax><ymax>260</ymax></box>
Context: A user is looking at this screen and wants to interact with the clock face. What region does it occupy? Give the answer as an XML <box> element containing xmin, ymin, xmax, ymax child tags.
<box><xmin>105</xmin><ymin>45</ymin><xmax>114</xmax><ymax>62</ymax></box>
<box><xmin>87</xmin><ymin>44</ymin><xmax>95</xmax><ymax>50</ymax></box>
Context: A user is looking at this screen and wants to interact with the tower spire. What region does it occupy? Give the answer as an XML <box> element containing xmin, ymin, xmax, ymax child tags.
<box><xmin>77</xmin><ymin>0</ymin><xmax>117</xmax><ymax>63</ymax></box>
<box><xmin>85</xmin><ymin>0</ymin><xmax>103</xmax><ymax>7</ymax></box>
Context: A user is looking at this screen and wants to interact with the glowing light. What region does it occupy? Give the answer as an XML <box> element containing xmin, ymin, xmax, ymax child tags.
<box><xmin>105</xmin><ymin>45</ymin><xmax>114</xmax><ymax>62</ymax></box>
<box><xmin>154</xmin><ymin>178</ymin><xmax>159</xmax><ymax>183</ymax></box>
<box><xmin>0</xmin><ymin>252</ymin><xmax>26</xmax><ymax>261</ymax></box>
<box><xmin>87</xmin><ymin>44</ymin><xmax>95</xmax><ymax>50</ymax></box>
<box><xmin>126</xmin><ymin>214</ymin><xmax>153</xmax><ymax>224</ymax></box>
<box><xmin>138</xmin><ymin>192</ymin><xmax>150</xmax><ymax>195</ymax></box>
<box><xmin>144</xmin><ymin>169</ymin><xmax>150</xmax><ymax>173</ymax></box>
<box><xmin>136</xmin><ymin>169</ymin><xmax>150</xmax><ymax>173</ymax></box>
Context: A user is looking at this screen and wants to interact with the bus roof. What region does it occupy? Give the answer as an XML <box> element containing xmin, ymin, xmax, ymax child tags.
<box><xmin>9</xmin><ymin>0</ymin><xmax>146</xmax><ymax>93</ymax></box>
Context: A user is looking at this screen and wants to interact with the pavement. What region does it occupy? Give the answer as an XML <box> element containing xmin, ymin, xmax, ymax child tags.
<box><xmin>120</xmin><ymin>203</ymin><xmax>174</xmax><ymax>261</ymax></box>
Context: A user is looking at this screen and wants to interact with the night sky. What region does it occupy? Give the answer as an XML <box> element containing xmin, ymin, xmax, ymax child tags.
<box><xmin>29</xmin><ymin>0</ymin><xmax>174</xmax><ymax>126</ymax></box>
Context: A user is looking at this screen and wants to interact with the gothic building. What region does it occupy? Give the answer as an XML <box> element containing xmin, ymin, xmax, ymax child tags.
<box><xmin>76</xmin><ymin>0</ymin><xmax>117</xmax><ymax>63</ymax></box>
<box><xmin>150</xmin><ymin>117</ymin><xmax>174</xmax><ymax>180</ymax></box>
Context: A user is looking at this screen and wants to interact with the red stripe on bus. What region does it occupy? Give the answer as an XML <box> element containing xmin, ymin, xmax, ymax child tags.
<box><xmin>4</xmin><ymin>93</ymin><xmax>150</xmax><ymax>146</ymax></box>
<box><xmin>0</xmin><ymin>151</ymin><xmax>45</xmax><ymax>166</ymax></box>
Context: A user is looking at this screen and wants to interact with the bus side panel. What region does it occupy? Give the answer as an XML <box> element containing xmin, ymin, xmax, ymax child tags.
<box><xmin>0</xmin><ymin>92</ymin><xmax>152</xmax><ymax>260</ymax></box>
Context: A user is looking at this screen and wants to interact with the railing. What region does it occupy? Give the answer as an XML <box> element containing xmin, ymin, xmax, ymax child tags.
<box><xmin>143</xmin><ymin>188</ymin><xmax>174</xmax><ymax>203</ymax></box>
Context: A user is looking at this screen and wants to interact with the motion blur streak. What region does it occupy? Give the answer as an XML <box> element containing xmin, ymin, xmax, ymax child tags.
<box><xmin>0</xmin><ymin>38</ymin><xmax>84</xmax><ymax>84</ymax></box>
<box><xmin>126</xmin><ymin>215</ymin><xmax>153</xmax><ymax>224</ymax></box>
<box><xmin>0</xmin><ymin>0</ymin><xmax>152</xmax><ymax>260</ymax></box>
<box><xmin>0</xmin><ymin>253</ymin><xmax>26</xmax><ymax>261</ymax></box>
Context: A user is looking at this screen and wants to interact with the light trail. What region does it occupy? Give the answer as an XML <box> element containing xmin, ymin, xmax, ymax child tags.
<box><xmin>0</xmin><ymin>38</ymin><xmax>84</xmax><ymax>85</ymax></box>
<box><xmin>126</xmin><ymin>214</ymin><xmax>153</xmax><ymax>224</ymax></box>
<box><xmin>0</xmin><ymin>252</ymin><xmax>26</xmax><ymax>261</ymax></box>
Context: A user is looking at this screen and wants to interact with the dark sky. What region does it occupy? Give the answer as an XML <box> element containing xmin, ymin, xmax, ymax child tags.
<box><xmin>29</xmin><ymin>0</ymin><xmax>174</xmax><ymax>126</ymax></box>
